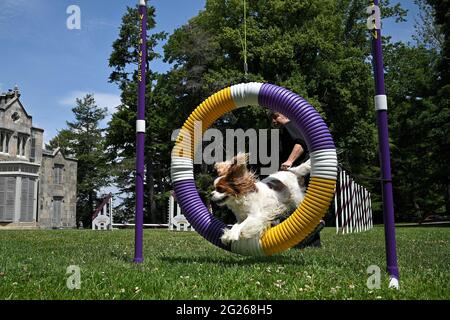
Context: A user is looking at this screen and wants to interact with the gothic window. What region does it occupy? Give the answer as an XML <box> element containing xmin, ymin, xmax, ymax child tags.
<box><xmin>16</xmin><ymin>135</ymin><xmax>28</xmax><ymax>157</ymax></box>
<box><xmin>11</xmin><ymin>112</ymin><xmax>20</xmax><ymax>122</ymax></box>
<box><xmin>30</xmin><ymin>136</ymin><xmax>36</xmax><ymax>162</ymax></box>
<box><xmin>0</xmin><ymin>177</ymin><xmax>16</xmax><ymax>222</ymax></box>
<box><xmin>22</xmin><ymin>137</ymin><xmax>26</xmax><ymax>156</ymax></box>
<box><xmin>52</xmin><ymin>197</ymin><xmax>63</xmax><ymax>228</ymax></box>
<box><xmin>20</xmin><ymin>177</ymin><xmax>35</xmax><ymax>222</ymax></box>
<box><xmin>53</xmin><ymin>165</ymin><xmax>64</xmax><ymax>184</ymax></box>
<box><xmin>0</xmin><ymin>131</ymin><xmax>11</xmax><ymax>154</ymax></box>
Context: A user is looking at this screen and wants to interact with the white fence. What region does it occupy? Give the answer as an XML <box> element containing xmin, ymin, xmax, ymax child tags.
<box><xmin>166</xmin><ymin>167</ymin><xmax>374</xmax><ymax>235</ymax></box>
<box><xmin>168</xmin><ymin>194</ymin><xmax>194</xmax><ymax>231</ymax></box>
<box><xmin>334</xmin><ymin>168</ymin><xmax>373</xmax><ymax>234</ymax></box>
<box><xmin>108</xmin><ymin>194</ymin><xmax>189</xmax><ymax>230</ymax></box>
<box><xmin>92</xmin><ymin>194</ymin><xmax>113</xmax><ymax>230</ymax></box>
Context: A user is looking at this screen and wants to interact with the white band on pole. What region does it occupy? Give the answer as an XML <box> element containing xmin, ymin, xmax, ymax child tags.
<box><xmin>374</xmin><ymin>95</ymin><xmax>387</xmax><ymax>111</ymax></box>
<box><xmin>139</xmin><ymin>0</ymin><xmax>146</xmax><ymax>5</ymax></box>
<box><xmin>136</xmin><ymin>120</ymin><xmax>146</xmax><ymax>133</ymax></box>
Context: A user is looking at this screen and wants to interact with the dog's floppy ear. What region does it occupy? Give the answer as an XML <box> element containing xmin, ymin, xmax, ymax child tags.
<box><xmin>228</xmin><ymin>153</ymin><xmax>249</xmax><ymax>178</ymax></box>
<box><xmin>231</xmin><ymin>152</ymin><xmax>249</xmax><ymax>166</ymax></box>
<box><xmin>215</xmin><ymin>153</ymin><xmax>249</xmax><ymax>177</ymax></box>
<box><xmin>214</xmin><ymin>161</ymin><xmax>231</xmax><ymax>176</ymax></box>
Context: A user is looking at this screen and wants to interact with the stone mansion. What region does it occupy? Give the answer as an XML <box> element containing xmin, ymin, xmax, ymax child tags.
<box><xmin>0</xmin><ymin>86</ymin><xmax>77</xmax><ymax>229</ymax></box>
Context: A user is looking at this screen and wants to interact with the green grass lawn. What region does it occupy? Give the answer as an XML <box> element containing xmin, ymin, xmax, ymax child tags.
<box><xmin>0</xmin><ymin>226</ymin><xmax>448</xmax><ymax>300</ymax></box>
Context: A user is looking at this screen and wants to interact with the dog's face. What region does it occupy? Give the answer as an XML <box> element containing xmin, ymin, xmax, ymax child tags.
<box><xmin>211</xmin><ymin>153</ymin><xmax>257</xmax><ymax>206</ymax></box>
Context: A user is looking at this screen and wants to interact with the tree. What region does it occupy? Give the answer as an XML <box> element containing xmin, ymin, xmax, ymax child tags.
<box><xmin>381</xmin><ymin>0</ymin><xmax>450</xmax><ymax>219</ymax></box>
<box><xmin>106</xmin><ymin>0</ymin><xmax>417</xmax><ymax>223</ymax></box>
<box><xmin>383</xmin><ymin>42</ymin><xmax>441</xmax><ymax>220</ymax></box>
<box><xmin>47</xmin><ymin>129</ymin><xmax>75</xmax><ymax>157</ymax></box>
<box><xmin>413</xmin><ymin>0</ymin><xmax>444</xmax><ymax>50</ymax></box>
<box><xmin>427</xmin><ymin>0</ymin><xmax>450</xmax><ymax>215</ymax></box>
<box><xmin>48</xmin><ymin>94</ymin><xmax>109</xmax><ymax>226</ymax></box>
<box><xmin>162</xmin><ymin>0</ymin><xmax>406</xmax><ymax>221</ymax></box>
<box><xmin>106</xmin><ymin>5</ymin><xmax>168</xmax><ymax>223</ymax></box>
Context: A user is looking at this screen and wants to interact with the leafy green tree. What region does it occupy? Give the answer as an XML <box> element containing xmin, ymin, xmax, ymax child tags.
<box><xmin>381</xmin><ymin>0</ymin><xmax>450</xmax><ymax>219</ymax></box>
<box><xmin>48</xmin><ymin>94</ymin><xmax>109</xmax><ymax>226</ymax></box>
<box><xmin>383</xmin><ymin>42</ymin><xmax>441</xmax><ymax>220</ymax></box>
<box><xmin>47</xmin><ymin>129</ymin><xmax>75</xmax><ymax>157</ymax></box>
<box><xmin>427</xmin><ymin>0</ymin><xmax>450</xmax><ymax>215</ymax></box>
<box><xmin>162</xmin><ymin>0</ymin><xmax>406</xmax><ymax>221</ymax></box>
<box><xmin>414</xmin><ymin>0</ymin><xmax>444</xmax><ymax>50</ymax></box>
<box><xmin>106</xmin><ymin>5</ymin><xmax>169</xmax><ymax>223</ymax></box>
<box><xmin>107</xmin><ymin>0</ymin><xmax>434</xmax><ymax>224</ymax></box>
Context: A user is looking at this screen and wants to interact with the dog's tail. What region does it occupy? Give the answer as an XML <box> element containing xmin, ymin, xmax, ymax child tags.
<box><xmin>288</xmin><ymin>159</ymin><xmax>311</xmax><ymax>177</ymax></box>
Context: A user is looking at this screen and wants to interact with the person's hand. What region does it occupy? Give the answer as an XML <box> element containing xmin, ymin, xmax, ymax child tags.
<box><xmin>281</xmin><ymin>160</ymin><xmax>293</xmax><ymax>170</ymax></box>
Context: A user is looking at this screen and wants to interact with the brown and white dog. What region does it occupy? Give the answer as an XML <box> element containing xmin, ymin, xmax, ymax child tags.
<box><xmin>211</xmin><ymin>153</ymin><xmax>311</xmax><ymax>244</ymax></box>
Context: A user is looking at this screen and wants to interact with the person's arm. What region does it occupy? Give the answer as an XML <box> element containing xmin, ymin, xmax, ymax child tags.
<box><xmin>281</xmin><ymin>144</ymin><xmax>304</xmax><ymax>170</ymax></box>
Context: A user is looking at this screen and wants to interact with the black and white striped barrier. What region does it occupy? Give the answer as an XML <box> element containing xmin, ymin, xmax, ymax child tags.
<box><xmin>334</xmin><ymin>168</ymin><xmax>373</xmax><ymax>234</ymax></box>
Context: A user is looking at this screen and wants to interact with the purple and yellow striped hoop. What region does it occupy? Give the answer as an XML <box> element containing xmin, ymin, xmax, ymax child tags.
<box><xmin>171</xmin><ymin>83</ymin><xmax>337</xmax><ymax>256</ymax></box>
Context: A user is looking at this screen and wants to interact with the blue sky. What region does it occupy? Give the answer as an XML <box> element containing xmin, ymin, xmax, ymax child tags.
<box><xmin>0</xmin><ymin>0</ymin><xmax>419</xmax><ymax>144</ymax></box>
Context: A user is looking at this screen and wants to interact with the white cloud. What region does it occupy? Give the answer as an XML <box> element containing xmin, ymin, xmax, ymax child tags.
<box><xmin>0</xmin><ymin>0</ymin><xmax>30</xmax><ymax>11</ymax></box>
<box><xmin>85</xmin><ymin>18</ymin><xmax>117</xmax><ymax>30</ymax></box>
<box><xmin>59</xmin><ymin>91</ymin><xmax>122</xmax><ymax>114</ymax></box>
<box><xmin>0</xmin><ymin>0</ymin><xmax>34</xmax><ymax>24</ymax></box>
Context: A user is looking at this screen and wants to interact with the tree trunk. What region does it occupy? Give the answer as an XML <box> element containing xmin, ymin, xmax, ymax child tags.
<box><xmin>88</xmin><ymin>191</ymin><xmax>94</xmax><ymax>227</ymax></box>
<box><xmin>445</xmin><ymin>175</ymin><xmax>450</xmax><ymax>215</ymax></box>
<box><xmin>146</xmin><ymin>160</ymin><xmax>157</xmax><ymax>223</ymax></box>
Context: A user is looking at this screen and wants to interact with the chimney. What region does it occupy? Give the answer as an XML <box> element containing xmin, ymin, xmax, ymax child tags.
<box><xmin>14</xmin><ymin>85</ymin><xmax>21</xmax><ymax>98</ymax></box>
<box><xmin>0</xmin><ymin>93</ymin><xmax>5</xmax><ymax>107</ymax></box>
<box><xmin>0</xmin><ymin>86</ymin><xmax>20</xmax><ymax>107</ymax></box>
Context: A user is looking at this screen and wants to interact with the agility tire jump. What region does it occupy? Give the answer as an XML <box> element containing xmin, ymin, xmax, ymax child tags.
<box><xmin>171</xmin><ymin>83</ymin><xmax>337</xmax><ymax>256</ymax></box>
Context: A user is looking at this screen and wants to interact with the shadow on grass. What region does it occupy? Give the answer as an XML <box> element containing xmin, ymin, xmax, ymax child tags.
<box><xmin>110</xmin><ymin>251</ymin><xmax>136</xmax><ymax>264</ymax></box>
<box><xmin>158</xmin><ymin>253</ymin><xmax>306</xmax><ymax>266</ymax></box>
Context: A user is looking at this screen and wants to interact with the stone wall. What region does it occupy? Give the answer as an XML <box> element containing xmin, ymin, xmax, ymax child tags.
<box><xmin>39</xmin><ymin>150</ymin><xmax>77</xmax><ymax>228</ymax></box>
<box><xmin>0</xmin><ymin>87</ymin><xmax>78</xmax><ymax>230</ymax></box>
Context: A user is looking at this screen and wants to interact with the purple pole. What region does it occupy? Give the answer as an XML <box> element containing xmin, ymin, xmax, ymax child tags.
<box><xmin>134</xmin><ymin>0</ymin><xmax>147</xmax><ymax>263</ymax></box>
<box><xmin>369</xmin><ymin>0</ymin><xmax>399</xmax><ymax>288</ymax></box>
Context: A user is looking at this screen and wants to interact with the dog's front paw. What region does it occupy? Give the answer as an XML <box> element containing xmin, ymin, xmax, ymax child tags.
<box><xmin>220</xmin><ymin>228</ymin><xmax>233</xmax><ymax>244</ymax></box>
<box><xmin>220</xmin><ymin>226</ymin><xmax>241</xmax><ymax>244</ymax></box>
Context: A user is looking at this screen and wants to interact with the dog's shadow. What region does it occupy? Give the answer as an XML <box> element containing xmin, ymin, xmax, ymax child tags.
<box><xmin>159</xmin><ymin>252</ymin><xmax>306</xmax><ymax>267</ymax></box>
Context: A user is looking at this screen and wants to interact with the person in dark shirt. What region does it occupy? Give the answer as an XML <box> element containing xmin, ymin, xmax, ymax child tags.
<box><xmin>270</xmin><ymin>112</ymin><xmax>309</xmax><ymax>169</ymax></box>
<box><xmin>270</xmin><ymin>111</ymin><xmax>323</xmax><ymax>248</ymax></box>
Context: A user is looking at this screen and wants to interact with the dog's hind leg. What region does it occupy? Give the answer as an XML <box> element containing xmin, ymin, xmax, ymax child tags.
<box><xmin>288</xmin><ymin>159</ymin><xmax>311</xmax><ymax>177</ymax></box>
